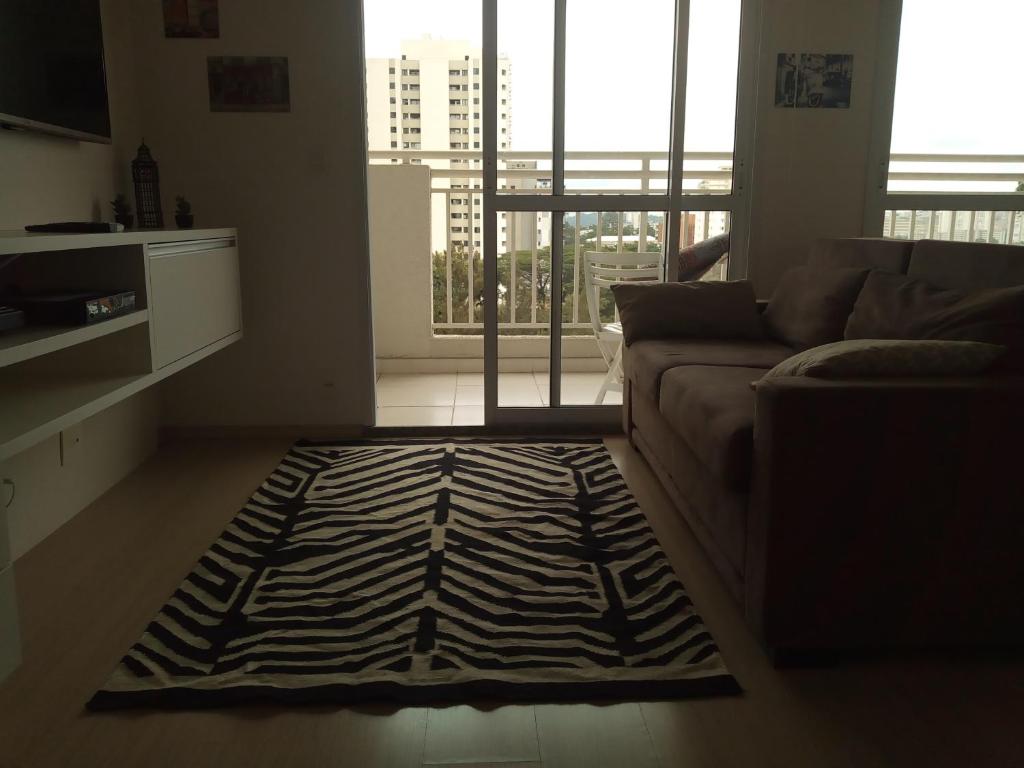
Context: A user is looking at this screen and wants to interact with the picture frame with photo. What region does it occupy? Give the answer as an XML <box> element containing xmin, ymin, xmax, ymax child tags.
<box><xmin>208</xmin><ymin>57</ymin><xmax>291</xmax><ymax>113</ymax></box>
<box><xmin>775</xmin><ymin>53</ymin><xmax>853</xmax><ymax>109</ymax></box>
<box><xmin>162</xmin><ymin>0</ymin><xmax>219</xmax><ymax>39</ymax></box>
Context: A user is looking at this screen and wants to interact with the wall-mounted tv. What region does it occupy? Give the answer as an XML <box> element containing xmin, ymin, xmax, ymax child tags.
<box><xmin>0</xmin><ymin>0</ymin><xmax>112</xmax><ymax>143</ymax></box>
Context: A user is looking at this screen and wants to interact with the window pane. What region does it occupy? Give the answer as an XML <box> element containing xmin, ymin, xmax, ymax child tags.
<box><xmin>889</xmin><ymin>0</ymin><xmax>1024</xmax><ymax>193</ymax></box>
<box><xmin>564</xmin><ymin>0</ymin><xmax>675</xmax><ymax>193</ymax></box>
<box><xmin>682</xmin><ymin>0</ymin><xmax>741</xmax><ymax>194</ymax></box>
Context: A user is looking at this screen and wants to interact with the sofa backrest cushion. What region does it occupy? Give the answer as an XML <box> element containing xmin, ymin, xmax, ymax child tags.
<box><xmin>845</xmin><ymin>270</ymin><xmax>1024</xmax><ymax>358</ymax></box>
<box><xmin>762</xmin><ymin>266</ymin><xmax>870</xmax><ymax>350</ymax></box>
<box><xmin>611</xmin><ymin>280</ymin><xmax>764</xmax><ymax>345</ymax></box>
<box><xmin>760</xmin><ymin>339</ymin><xmax>1006</xmax><ymax>381</ymax></box>
<box><xmin>907</xmin><ymin>239</ymin><xmax>1024</xmax><ymax>291</ymax></box>
<box><xmin>809</xmin><ymin>237</ymin><xmax>913</xmax><ymax>273</ymax></box>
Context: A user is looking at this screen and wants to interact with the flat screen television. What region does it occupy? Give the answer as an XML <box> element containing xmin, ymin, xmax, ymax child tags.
<box><xmin>0</xmin><ymin>0</ymin><xmax>111</xmax><ymax>143</ymax></box>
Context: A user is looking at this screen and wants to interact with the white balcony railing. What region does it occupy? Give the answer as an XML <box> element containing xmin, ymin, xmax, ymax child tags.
<box><xmin>884</xmin><ymin>153</ymin><xmax>1024</xmax><ymax>244</ymax></box>
<box><xmin>369</xmin><ymin>150</ymin><xmax>733</xmax><ymax>336</ymax></box>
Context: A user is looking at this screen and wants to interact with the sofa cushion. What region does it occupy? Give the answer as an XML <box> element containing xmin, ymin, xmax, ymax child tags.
<box><xmin>611</xmin><ymin>280</ymin><xmax>764</xmax><ymax>345</ymax></box>
<box><xmin>626</xmin><ymin>338</ymin><xmax>795</xmax><ymax>402</ymax></box>
<box><xmin>658</xmin><ymin>366</ymin><xmax>763</xmax><ymax>492</ymax></box>
<box><xmin>907</xmin><ymin>239</ymin><xmax>1024</xmax><ymax>291</ymax></box>
<box><xmin>760</xmin><ymin>339</ymin><xmax>1006</xmax><ymax>381</ymax></box>
<box><xmin>763</xmin><ymin>266</ymin><xmax>869</xmax><ymax>350</ymax></box>
<box><xmin>845</xmin><ymin>270</ymin><xmax>1024</xmax><ymax>356</ymax></box>
<box><xmin>808</xmin><ymin>237</ymin><xmax>914</xmax><ymax>274</ymax></box>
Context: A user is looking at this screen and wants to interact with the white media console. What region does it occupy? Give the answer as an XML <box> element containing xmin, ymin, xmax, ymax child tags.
<box><xmin>0</xmin><ymin>227</ymin><xmax>242</xmax><ymax>682</ymax></box>
<box><xmin>0</xmin><ymin>227</ymin><xmax>242</xmax><ymax>461</ymax></box>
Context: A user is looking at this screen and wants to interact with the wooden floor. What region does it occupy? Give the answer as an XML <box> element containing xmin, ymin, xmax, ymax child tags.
<box><xmin>1</xmin><ymin>436</ymin><xmax>1021</xmax><ymax>768</ymax></box>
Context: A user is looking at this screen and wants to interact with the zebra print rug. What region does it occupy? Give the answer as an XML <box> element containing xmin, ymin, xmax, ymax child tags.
<box><xmin>89</xmin><ymin>438</ymin><xmax>737</xmax><ymax>709</ymax></box>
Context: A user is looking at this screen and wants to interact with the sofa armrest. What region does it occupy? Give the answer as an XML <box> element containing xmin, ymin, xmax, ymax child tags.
<box><xmin>746</xmin><ymin>375</ymin><xmax>1024</xmax><ymax>650</ymax></box>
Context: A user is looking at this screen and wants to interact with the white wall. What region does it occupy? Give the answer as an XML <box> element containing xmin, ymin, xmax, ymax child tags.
<box><xmin>1</xmin><ymin>392</ymin><xmax>159</xmax><ymax>560</ymax></box>
<box><xmin>746</xmin><ymin>0</ymin><xmax>884</xmax><ymax>295</ymax></box>
<box><xmin>369</xmin><ymin>165</ymin><xmax>434</xmax><ymax>359</ymax></box>
<box><xmin>131</xmin><ymin>0</ymin><xmax>376</xmax><ymax>427</ymax></box>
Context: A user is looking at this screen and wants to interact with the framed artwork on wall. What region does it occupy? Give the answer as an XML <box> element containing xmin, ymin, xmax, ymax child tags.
<box><xmin>775</xmin><ymin>53</ymin><xmax>853</xmax><ymax>109</ymax></box>
<box><xmin>207</xmin><ymin>57</ymin><xmax>291</xmax><ymax>113</ymax></box>
<box><xmin>162</xmin><ymin>0</ymin><xmax>220</xmax><ymax>39</ymax></box>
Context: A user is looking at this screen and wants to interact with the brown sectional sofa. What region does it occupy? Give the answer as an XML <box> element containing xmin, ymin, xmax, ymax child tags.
<box><xmin>622</xmin><ymin>237</ymin><xmax>1024</xmax><ymax>654</ymax></box>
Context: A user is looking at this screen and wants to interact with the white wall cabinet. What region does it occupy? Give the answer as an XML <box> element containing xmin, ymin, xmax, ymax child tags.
<box><xmin>149</xmin><ymin>240</ymin><xmax>241</xmax><ymax>369</ymax></box>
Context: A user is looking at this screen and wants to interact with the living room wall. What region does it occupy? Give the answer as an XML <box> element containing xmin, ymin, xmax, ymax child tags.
<box><xmin>746</xmin><ymin>0</ymin><xmax>885</xmax><ymax>295</ymax></box>
<box><xmin>132</xmin><ymin>0</ymin><xmax>376</xmax><ymax>428</ymax></box>
<box><xmin>137</xmin><ymin>0</ymin><xmax>886</xmax><ymax>426</ymax></box>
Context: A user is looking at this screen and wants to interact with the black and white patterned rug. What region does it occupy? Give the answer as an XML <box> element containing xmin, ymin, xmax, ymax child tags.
<box><xmin>89</xmin><ymin>439</ymin><xmax>737</xmax><ymax>709</ymax></box>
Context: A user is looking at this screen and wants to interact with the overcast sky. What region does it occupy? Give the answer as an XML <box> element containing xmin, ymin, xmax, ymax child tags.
<box><xmin>363</xmin><ymin>0</ymin><xmax>1023</xmax><ymax>156</ymax></box>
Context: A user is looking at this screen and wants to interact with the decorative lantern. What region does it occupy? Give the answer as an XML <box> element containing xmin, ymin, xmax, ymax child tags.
<box><xmin>132</xmin><ymin>141</ymin><xmax>164</xmax><ymax>229</ymax></box>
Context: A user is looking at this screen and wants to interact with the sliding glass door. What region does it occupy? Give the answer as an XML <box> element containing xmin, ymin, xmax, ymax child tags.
<box><xmin>482</xmin><ymin>0</ymin><xmax>757</xmax><ymax>426</ymax></box>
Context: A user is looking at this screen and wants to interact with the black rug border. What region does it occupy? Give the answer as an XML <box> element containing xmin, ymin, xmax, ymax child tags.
<box><xmin>88</xmin><ymin>437</ymin><xmax>741</xmax><ymax>711</ymax></box>
<box><xmin>295</xmin><ymin>437</ymin><xmax>609</xmax><ymax>447</ymax></box>
<box><xmin>87</xmin><ymin>674</ymin><xmax>741</xmax><ymax>711</ymax></box>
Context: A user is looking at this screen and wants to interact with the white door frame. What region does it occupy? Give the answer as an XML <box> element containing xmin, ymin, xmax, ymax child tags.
<box><xmin>482</xmin><ymin>0</ymin><xmax>761</xmax><ymax>427</ymax></box>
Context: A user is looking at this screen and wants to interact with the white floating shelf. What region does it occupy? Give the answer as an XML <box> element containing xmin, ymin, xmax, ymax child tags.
<box><xmin>0</xmin><ymin>372</ymin><xmax>152</xmax><ymax>461</ymax></box>
<box><xmin>0</xmin><ymin>310</ymin><xmax>150</xmax><ymax>370</ymax></box>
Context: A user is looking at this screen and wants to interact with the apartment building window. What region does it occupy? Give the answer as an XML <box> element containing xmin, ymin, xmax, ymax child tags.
<box><xmin>390</xmin><ymin>112</ymin><xmax>396</xmax><ymax>118</ymax></box>
<box><xmin>390</xmin><ymin>141</ymin><xmax>397</xmax><ymax>148</ymax></box>
<box><xmin>389</xmin><ymin>97</ymin><xmax>395</xmax><ymax>104</ymax></box>
<box><xmin>474</xmin><ymin>142</ymin><xmax>480</xmax><ymax>148</ymax></box>
<box><xmin>388</xmin><ymin>67</ymin><xmax>394</xmax><ymax>74</ymax></box>
<box><xmin>473</xmin><ymin>83</ymin><xmax>480</xmax><ymax>90</ymax></box>
<box><xmin>390</xmin><ymin>126</ymin><xmax>397</xmax><ymax>133</ymax></box>
<box><xmin>868</xmin><ymin>0</ymin><xmax>1024</xmax><ymax>243</ymax></box>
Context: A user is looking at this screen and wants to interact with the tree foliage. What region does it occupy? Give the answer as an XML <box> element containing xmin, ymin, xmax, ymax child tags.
<box><xmin>432</xmin><ymin>237</ymin><xmax>663</xmax><ymax>336</ymax></box>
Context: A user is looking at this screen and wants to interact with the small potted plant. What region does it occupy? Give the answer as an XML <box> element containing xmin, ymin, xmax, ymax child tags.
<box><xmin>174</xmin><ymin>195</ymin><xmax>194</xmax><ymax>229</ymax></box>
<box><xmin>111</xmin><ymin>193</ymin><xmax>133</xmax><ymax>229</ymax></box>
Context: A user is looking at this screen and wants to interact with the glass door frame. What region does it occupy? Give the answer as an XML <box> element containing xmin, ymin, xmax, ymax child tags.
<box><xmin>482</xmin><ymin>0</ymin><xmax>760</xmax><ymax>427</ymax></box>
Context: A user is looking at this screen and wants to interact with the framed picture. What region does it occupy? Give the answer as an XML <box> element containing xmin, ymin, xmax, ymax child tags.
<box><xmin>162</xmin><ymin>0</ymin><xmax>219</xmax><ymax>39</ymax></box>
<box><xmin>775</xmin><ymin>53</ymin><xmax>853</xmax><ymax>109</ymax></box>
<box><xmin>208</xmin><ymin>57</ymin><xmax>291</xmax><ymax>113</ymax></box>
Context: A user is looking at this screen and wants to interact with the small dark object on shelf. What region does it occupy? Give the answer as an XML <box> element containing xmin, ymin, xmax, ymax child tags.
<box><xmin>0</xmin><ymin>306</ymin><xmax>26</xmax><ymax>333</ymax></box>
<box><xmin>8</xmin><ymin>291</ymin><xmax>136</xmax><ymax>326</ymax></box>
<box><xmin>132</xmin><ymin>141</ymin><xmax>164</xmax><ymax>228</ymax></box>
<box><xmin>174</xmin><ymin>195</ymin><xmax>194</xmax><ymax>229</ymax></box>
<box><xmin>111</xmin><ymin>193</ymin><xmax>134</xmax><ymax>229</ymax></box>
<box><xmin>24</xmin><ymin>222</ymin><xmax>124</xmax><ymax>234</ymax></box>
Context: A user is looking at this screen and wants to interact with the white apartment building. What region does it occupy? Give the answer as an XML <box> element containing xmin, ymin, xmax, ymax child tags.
<box><xmin>366</xmin><ymin>38</ymin><xmax>518</xmax><ymax>254</ymax></box>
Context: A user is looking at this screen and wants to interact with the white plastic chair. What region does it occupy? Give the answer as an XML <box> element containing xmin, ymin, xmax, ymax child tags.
<box><xmin>583</xmin><ymin>250</ymin><xmax>665</xmax><ymax>405</ymax></box>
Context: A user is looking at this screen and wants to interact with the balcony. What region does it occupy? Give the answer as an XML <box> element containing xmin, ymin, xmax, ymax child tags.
<box><xmin>367</xmin><ymin>149</ymin><xmax>734</xmax><ymax>424</ymax></box>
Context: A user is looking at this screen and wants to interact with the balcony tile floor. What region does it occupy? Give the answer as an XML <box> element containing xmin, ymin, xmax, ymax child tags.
<box><xmin>375</xmin><ymin>372</ymin><xmax>623</xmax><ymax>426</ymax></box>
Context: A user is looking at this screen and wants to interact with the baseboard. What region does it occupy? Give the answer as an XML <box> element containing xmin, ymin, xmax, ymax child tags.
<box><xmin>374</xmin><ymin>357</ymin><xmax>608</xmax><ymax>374</ymax></box>
<box><xmin>160</xmin><ymin>425</ymin><xmax>367</xmax><ymax>441</ymax></box>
